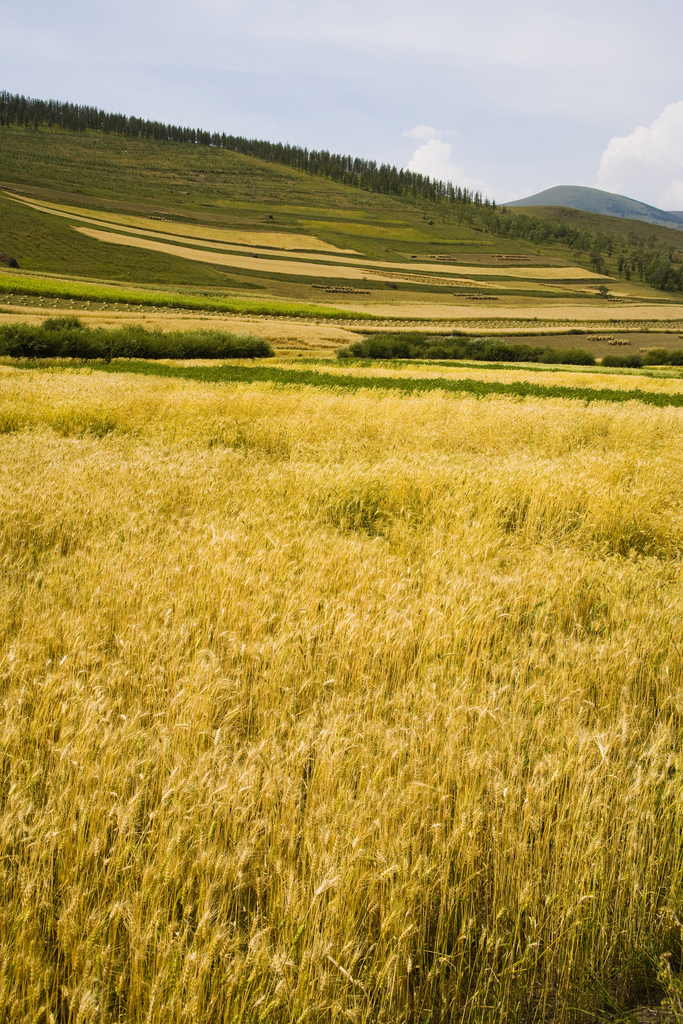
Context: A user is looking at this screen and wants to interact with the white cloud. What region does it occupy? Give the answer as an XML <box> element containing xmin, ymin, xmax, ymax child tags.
<box><xmin>406</xmin><ymin>138</ymin><xmax>487</xmax><ymax>192</ymax></box>
<box><xmin>403</xmin><ymin>124</ymin><xmax>458</xmax><ymax>140</ymax></box>
<box><xmin>597</xmin><ymin>101</ymin><xmax>683</xmax><ymax>209</ymax></box>
<box><xmin>3</xmin><ymin>0</ymin><xmax>683</xmax><ymax>203</ymax></box>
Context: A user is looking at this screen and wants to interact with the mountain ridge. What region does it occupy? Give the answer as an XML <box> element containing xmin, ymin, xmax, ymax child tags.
<box><xmin>507</xmin><ymin>185</ymin><xmax>683</xmax><ymax>231</ymax></box>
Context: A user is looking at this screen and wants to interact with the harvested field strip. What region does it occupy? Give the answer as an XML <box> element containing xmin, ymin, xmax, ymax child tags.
<box><xmin>380</xmin><ymin>271</ymin><xmax>499</xmax><ymax>288</ymax></box>
<box><xmin>81</xmin><ymin>359</ymin><xmax>683</xmax><ymax>406</ymax></box>
<box><xmin>436</xmin><ymin>264</ymin><xmax>608</xmax><ymax>280</ymax></box>
<box><xmin>74</xmin><ymin>226</ymin><xmax>382</xmax><ymax>281</ymax></box>
<box><xmin>341</xmin><ymin>303</ymin><xmax>683</xmax><ymax>325</ymax></box>
<box><xmin>0</xmin><ymin>273</ymin><xmax>375</xmax><ymax>320</ymax></box>
<box><xmin>3</xmin><ymin>194</ymin><xmax>359</xmax><ymax>253</ymax></box>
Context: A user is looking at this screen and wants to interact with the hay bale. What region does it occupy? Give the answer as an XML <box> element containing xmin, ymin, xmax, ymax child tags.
<box><xmin>0</xmin><ymin>253</ymin><xmax>19</xmax><ymax>268</ymax></box>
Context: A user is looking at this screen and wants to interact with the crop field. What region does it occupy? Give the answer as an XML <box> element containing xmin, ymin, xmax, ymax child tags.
<box><xmin>4</xmin><ymin>194</ymin><xmax>610</xmax><ymax>297</ymax></box>
<box><xmin>219</xmin><ymin>358</ymin><xmax>683</xmax><ymax>396</ymax></box>
<box><xmin>81</xmin><ymin>357</ymin><xmax>683</xmax><ymax>407</ymax></box>
<box><xmin>0</xmin><ymin>272</ymin><xmax>371</xmax><ymax>322</ymax></box>
<box><xmin>8</xmin><ymin>197</ymin><xmax>359</xmax><ymax>253</ymax></box>
<box><xmin>3</xmin><ymin>121</ymin><xmax>683</xmax><ymax>1024</ymax></box>
<box><xmin>4</xmin><ymin>192</ymin><xmax>610</xmax><ymax>282</ymax></box>
<box><xmin>2</xmin><ymin>361</ymin><xmax>683</xmax><ymax>1023</ymax></box>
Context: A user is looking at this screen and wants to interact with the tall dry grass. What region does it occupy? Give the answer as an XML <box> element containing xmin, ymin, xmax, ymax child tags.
<box><xmin>2</xmin><ymin>366</ymin><xmax>683</xmax><ymax>1024</ymax></box>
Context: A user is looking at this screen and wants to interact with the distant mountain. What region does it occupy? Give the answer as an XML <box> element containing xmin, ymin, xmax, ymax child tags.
<box><xmin>506</xmin><ymin>185</ymin><xmax>683</xmax><ymax>231</ymax></box>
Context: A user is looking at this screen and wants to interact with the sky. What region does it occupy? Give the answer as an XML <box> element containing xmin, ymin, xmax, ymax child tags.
<box><xmin>2</xmin><ymin>0</ymin><xmax>683</xmax><ymax>208</ymax></box>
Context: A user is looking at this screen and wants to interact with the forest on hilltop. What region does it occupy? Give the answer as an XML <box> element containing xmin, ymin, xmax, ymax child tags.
<box><xmin>0</xmin><ymin>91</ymin><xmax>490</xmax><ymax>206</ymax></box>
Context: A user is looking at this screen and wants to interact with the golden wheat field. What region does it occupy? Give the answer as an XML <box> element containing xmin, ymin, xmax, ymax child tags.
<box><xmin>2</xmin><ymin>365</ymin><xmax>683</xmax><ymax>1024</ymax></box>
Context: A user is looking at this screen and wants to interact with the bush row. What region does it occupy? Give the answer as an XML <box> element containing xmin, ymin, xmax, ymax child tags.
<box><xmin>0</xmin><ymin>317</ymin><xmax>274</xmax><ymax>360</ymax></box>
<box><xmin>604</xmin><ymin>349</ymin><xmax>683</xmax><ymax>368</ymax></box>
<box><xmin>338</xmin><ymin>333</ymin><xmax>596</xmax><ymax>365</ymax></box>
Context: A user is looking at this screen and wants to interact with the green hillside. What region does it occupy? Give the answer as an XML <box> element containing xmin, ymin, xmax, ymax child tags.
<box><xmin>1</xmin><ymin>125</ymin><xmax>682</xmax><ymax>315</ymax></box>
<box><xmin>502</xmin><ymin>202</ymin><xmax>683</xmax><ymax>250</ymax></box>
<box><xmin>0</xmin><ymin>128</ymin><xmax>490</xmax><ymax>273</ymax></box>
<box><xmin>0</xmin><ymin>90</ymin><xmax>476</xmax><ymax>204</ymax></box>
<box><xmin>0</xmin><ymin>127</ymin><xmax>521</xmax><ymax>297</ymax></box>
<box><xmin>0</xmin><ymin>126</ymin><xmax>400</xmax><ymax>214</ymax></box>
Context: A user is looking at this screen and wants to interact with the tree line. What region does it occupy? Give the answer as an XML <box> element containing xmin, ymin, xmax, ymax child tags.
<box><xmin>480</xmin><ymin>208</ymin><xmax>683</xmax><ymax>291</ymax></box>
<box><xmin>0</xmin><ymin>91</ymin><xmax>493</xmax><ymax>206</ymax></box>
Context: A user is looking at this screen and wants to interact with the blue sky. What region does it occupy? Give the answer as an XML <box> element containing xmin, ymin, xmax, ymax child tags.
<box><xmin>2</xmin><ymin>0</ymin><xmax>683</xmax><ymax>206</ymax></box>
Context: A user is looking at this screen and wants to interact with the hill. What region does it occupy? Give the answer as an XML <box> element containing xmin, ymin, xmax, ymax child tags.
<box><xmin>0</xmin><ymin>90</ymin><xmax>483</xmax><ymax>206</ymax></box>
<box><xmin>494</xmin><ymin>202</ymin><xmax>683</xmax><ymax>251</ymax></box>
<box><xmin>1</xmin><ymin>123</ymin><xmax>683</xmax><ymax>333</ymax></box>
<box><xmin>507</xmin><ymin>185</ymin><xmax>683</xmax><ymax>231</ymax></box>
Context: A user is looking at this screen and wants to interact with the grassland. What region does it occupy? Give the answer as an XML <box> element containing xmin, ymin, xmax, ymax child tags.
<box><xmin>3</xmin><ymin>362</ymin><xmax>683</xmax><ymax>1023</ymax></box>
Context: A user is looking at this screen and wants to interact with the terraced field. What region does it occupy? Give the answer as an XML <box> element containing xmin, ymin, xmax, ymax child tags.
<box><xmin>3</xmin><ymin>127</ymin><xmax>683</xmax><ymax>341</ymax></box>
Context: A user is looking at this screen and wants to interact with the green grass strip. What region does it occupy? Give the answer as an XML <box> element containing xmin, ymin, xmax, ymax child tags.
<box><xmin>93</xmin><ymin>359</ymin><xmax>683</xmax><ymax>407</ymax></box>
<box><xmin>0</xmin><ymin>273</ymin><xmax>377</xmax><ymax>320</ymax></box>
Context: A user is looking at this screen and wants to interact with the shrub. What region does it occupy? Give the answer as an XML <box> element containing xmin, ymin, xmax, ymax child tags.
<box><xmin>602</xmin><ymin>354</ymin><xmax>643</xmax><ymax>368</ymax></box>
<box><xmin>337</xmin><ymin>333</ymin><xmax>595</xmax><ymax>366</ymax></box>
<box><xmin>640</xmin><ymin>348</ymin><xmax>683</xmax><ymax>366</ymax></box>
<box><xmin>0</xmin><ymin>318</ymin><xmax>274</xmax><ymax>360</ymax></box>
<box><xmin>640</xmin><ymin>349</ymin><xmax>671</xmax><ymax>365</ymax></box>
<box><xmin>541</xmin><ymin>347</ymin><xmax>598</xmax><ymax>366</ymax></box>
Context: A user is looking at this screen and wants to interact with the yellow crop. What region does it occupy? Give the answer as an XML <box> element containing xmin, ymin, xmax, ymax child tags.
<box><xmin>2</xmin><ymin>366</ymin><xmax>682</xmax><ymax>1023</ymax></box>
